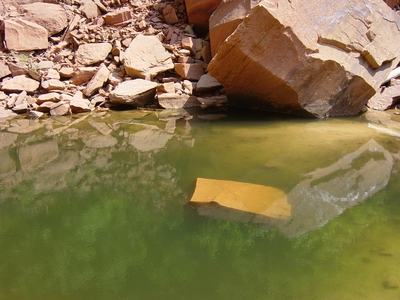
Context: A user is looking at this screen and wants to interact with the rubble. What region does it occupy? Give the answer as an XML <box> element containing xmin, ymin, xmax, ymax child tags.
<box><xmin>0</xmin><ymin>0</ymin><xmax>400</xmax><ymax>120</ymax></box>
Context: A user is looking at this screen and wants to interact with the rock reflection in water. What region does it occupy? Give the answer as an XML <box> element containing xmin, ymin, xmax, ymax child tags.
<box><xmin>281</xmin><ymin>138</ymin><xmax>393</xmax><ymax>237</ymax></box>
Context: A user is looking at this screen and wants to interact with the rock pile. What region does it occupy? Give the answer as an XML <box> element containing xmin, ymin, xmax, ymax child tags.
<box><xmin>0</xmin><ymin>0</ymin><xmax>226</xmax><ymax>119</ymax></box>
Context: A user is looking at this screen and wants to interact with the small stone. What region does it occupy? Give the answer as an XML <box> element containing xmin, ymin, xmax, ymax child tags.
<box><xmin>163</xmin><ymin>4</ymin><xmax>179</xmax><ymax>24</ymax></box>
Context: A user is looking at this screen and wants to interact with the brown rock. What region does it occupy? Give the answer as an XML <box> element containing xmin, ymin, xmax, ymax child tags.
<box><xmin>123</xmin><ymin>35</ymin><xmax>174</xmax><ymax>79</ymax></box>
<box><xmin>105</xmin><ymin>8</ymin><xmax>132</xmax><ymax>25</ymax></box>
<box><xmin>208</xmin><ymin>0</ymin><xmax>400</xmax><ymax>117</ymax></box>
<box><xmin>83</xmin><ymin>63</ymin><xmax>110</xmax><ymax>97</ymax></box>
<box><xmin>163</xmin><ymin>4</ymin><xmax>179</xmax><ymax>24</ymax></box>
<box><xmin>4</xmin><ymin>19</ymin><xmax>48</xmax><ymax>51</ymax></box>
<box><xmin>185</xmin><ymin>0</ymin><xmax>222</xmax><ymax>34</ymax></box>
<box><xmin>1</xmin><ymin>75</ymin><xmax>39</xmax><ymax>93</ymax></box>
<box><xmin>7</xmin><ymin>62</ymin><xmax>28</xmax><ymax>77</ymax></box>
<box><xmin>59</xmin><ymin>67</ymin><xmax>74</xmax><ymax>78</ymax></box>
<box><xmin>181</xmin><ymin>36</ymin><xmax>196</xmax><ymax>55</ymax></box>
<box><xmin>174</xmin><ymin>63</ymin><xmax>204</xmax><ymax>80</ymax></box>
<box><xmin>19</xmin><ymin>3</ymin><xmax>68</xmax><ymax>36</ymax></box>
<box><xmin>75</xmin><ymin>43</ymin><xmax>112</xmax><ymax>66</ymax></box>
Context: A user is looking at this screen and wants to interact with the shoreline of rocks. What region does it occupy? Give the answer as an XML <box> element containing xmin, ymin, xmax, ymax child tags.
<box><xmin>0</xmin><ymin>0</ymin><xmax>227</xmax><ymax>120</ymax></box>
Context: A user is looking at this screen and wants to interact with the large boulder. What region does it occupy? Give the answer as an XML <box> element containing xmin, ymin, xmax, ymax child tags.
<box><xmin>208</xmin><ymin>0</ymin><xmax>400</xmax><ymax>117</ymax></box>
<box><xmin>19</xmin><ymin>2</ymin><xmax>68</xmax><ymax>36</ymax></box>
<box><xmin>4</xmin><ymin>19</ymin><xmax>48</xmax><ymax>51</ymax></box>
<box><xmin>122</xmin><ymin>35</ymin><xmax>174</xmax><ymax>79</ymax></box>
<box><xmin>185</xmin><ymin>0</ymin><xmax>222</xmax><ymax>34</ymax></box>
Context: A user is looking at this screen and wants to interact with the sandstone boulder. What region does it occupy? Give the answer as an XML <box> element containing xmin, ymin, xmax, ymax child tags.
<box><xmin>83</xmin><ymin>63</ymin><xmax>110</xmax><ymax>97</ymax></box>
<box><xmin>185</xmin><ymin>0</ymin><xmax>222</xmax><ymax>34</ymax></box>
<box><xmin>75</xmin><ymin>43</ymin><xmax>112</xmax><ymax>66</ymax></box>
<box><xmin>109</xmin><ymin>79</ymin><xmax>158</xmax><ymax>106</ymax></box>
<box><xmin>1</xmin><ymin>75</ymin><xmax>39</xmax><ymax>93</ymax></box>
<box><xmin>19</xmin><ymin>2</ymin><xmax>68</xmax><ymax>36</ymax></box>
<box><xmin>208</xmin><ymin>0</ymin><xmax>400</xmax><ymax>117</ymax></box>
<box><xmin>123</xmin><ymin>35</ymin><xmax>174</xmax><ymax>79</ymax></box>
<box><xmin>4</xmin><ymin>19</ymin><xmax>48</xmax><ymax>51</ymax></box>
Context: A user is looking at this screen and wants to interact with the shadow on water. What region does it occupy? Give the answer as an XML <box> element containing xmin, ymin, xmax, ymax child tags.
<box><xmin>0</xmin><ymin>107</ymin><xmax>400</xmax><ymax>299</ymax></box>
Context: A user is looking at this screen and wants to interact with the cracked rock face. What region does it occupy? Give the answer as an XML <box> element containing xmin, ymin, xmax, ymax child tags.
<box><xmin>208</xmin><ymin>0</ymin><xmax>400</xmax><ymax>117</ymax></box>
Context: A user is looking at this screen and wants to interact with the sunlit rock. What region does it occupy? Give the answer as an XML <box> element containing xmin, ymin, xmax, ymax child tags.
<box><xmin>282</xmin><ymin>139</ymin><xmax>393</xmax><ymax>237</ymax></box>
<box><xmin>189</xmin><ymin>178</ymin><xmax>291</xmax><ymax>224</ymax></box>
<box><xmin>208</xmin><ymin>0</ymin><xmax>400</xmax><ymax>117</ymax></box>
<box><xmin>18</xmin><ymin>141</ymin><xmax>59</xmax><ymax>172</ymax></box>
<box><xmin>109</xmin><ymin>79</ymin><xmax>158</xmax><ymax>107</ymax></box>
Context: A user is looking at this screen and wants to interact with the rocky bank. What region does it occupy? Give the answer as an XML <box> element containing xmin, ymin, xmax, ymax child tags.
<box><xmin>1</xmin><ymin>0</ymin><xmax>400</xmax><ymax>119</ymax></box>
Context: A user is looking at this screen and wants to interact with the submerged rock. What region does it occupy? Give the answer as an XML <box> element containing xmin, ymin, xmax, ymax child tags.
<box><xmin>189</xmin><ymin>178</ymin><xmax>291</xmax><ymax>224</ymax></box>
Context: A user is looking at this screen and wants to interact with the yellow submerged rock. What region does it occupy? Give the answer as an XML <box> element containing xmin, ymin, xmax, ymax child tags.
<box><xmin>189</xmin><ymin>178</ymin><xmax>291</xmax><ymax>225</ymax></box>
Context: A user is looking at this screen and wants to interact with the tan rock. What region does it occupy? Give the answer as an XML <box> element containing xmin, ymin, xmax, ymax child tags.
<box><xmin>41</xmin><ymin>79</ymin><xmax>65</xmax><ymax>90</ymax></box>
<box><xmin>80</xmin><ymin>0</ymin><xmax>101</xmax><ymax>19</ymax></box>
<box><xmin>59</xmin><ymin>67</ymin><xmax>74</xmax><ymax>78</ymax></box>
<box><xmin>189</xmin><ymin>178</ymin><xmax>291</xmax><ymax>224</ymax></box>
<box><xmin>163</xmin><ymin>4</ymin><xmax>179</xmax><ymax>24</ymax></box>
<box><xmin>367</xmin><ymin>84</ymin><xmax>400</xmax><ymax>110</ymax></box>
<box><xmin>75</xmin><ymin>43</ymin><xmax>112</xmax><ymax>66</ymax></box>
<box><xmin>70</xmin><ymin>97</ymin><xmax>91</xmax><ymax>113</ymax></box>
<box><xmin>4</xmin><ymin>19</ymin><xmax>48</xmax><ymax>51</ymax></box>
<box><xmin>7</xmin><ymin>62</ymin><xmax>28</xmax><ymax>77</ymax></box>
<box><xmin>208</xmin><ymin>0</ymin><xmax>400</xmax><ymax>117</ymax></box>
<box><xmin>109</xmin><ymin>79</ymin><xmax>158</xmax><ymax>106</ymax></box>
<box><xmin>0</xmin><ymin>107</ymin><xmax>17</xmax><ymax>119</ymax></box>
<box><xmin>196</xmin><ymin>73</ymin><xmax>222</xmax><ymax>93</ymax></box>
<box><xmin>83</xmin><ymin>63</ymin><xmax>110</xmax><ymax>97</ymax></box>
<box><xmin>158</xmin><ymin>93</ymin><xmax>202</xmax><ymax>109</ymax></box>
<box><xmin>1</xmin><ymin>75</ymin><xmax>39</xmax><ymax>93</ymax></box>
<box><xmin>37</xmin><ymin>92</ymin><xmax>61</xmax><ymax>104</ymax></box>
<box><xmin>71</xmin><ymin>67</ymin><xmax>98</xmax><ymax>84</ymax></box>
<box><xmin>19</xmin><ymin>3</ymin><xmax>68</xmax><ymax>36</ymax></box>
<box><xmin>174</xmin><ymin>63</ymin><xmax>204</xmax><ymax>80</ymax></box>
<box><xmin>181</xmin><ymin>36</ymin><xmax>196</xmax><ymax>55</ymax></box>
<box><xmin>123</xmin><ymin>35</ymin><xmax>174</xmax><ymax>79</ymax></box>
<box><xmin>50</xmin><ymin>102</ymin><xmax>70</xmax><ymax>116</ymax></box>
<box><xmin>0</xmin><ymin>62</ymin><xmax>11</xmax><ymax>79</ymax></box>
<box><xmin>105</xmin><ymin>8</ymin><xmax>132</xmax><ymax>25</ymax></box>
<box><xmin>185</xmin><ymin>0</ymin><xmax>223</xmax><ymax>34</ymax></box>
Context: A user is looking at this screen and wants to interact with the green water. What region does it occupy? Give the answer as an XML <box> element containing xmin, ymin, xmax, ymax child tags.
<box><xmin>1</xmin><ymin>107</ymin><xmax>400</xmax><ymax>300</ymax></box>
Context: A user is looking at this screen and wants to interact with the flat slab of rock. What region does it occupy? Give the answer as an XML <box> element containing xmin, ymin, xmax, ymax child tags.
<box><xmin>19</xmin><ymin>2</ymin><xmax>68</xmax><ymax>36</ymax></box>
<box><xmin>123</xmin><ymin>35</ymin><xmax>174</xmax><ymax>79</ymax></box>
<box><xmin>109</xmin><ymin>79</ymin><xmax>158</xmax><ymax>106</ymax></box>
<box><xmin>189</xmin><ymin>178</ymin><xmax>291</xmax><ymax>224</ymax></box>
<box><xmin>158</xmin><ymin>93</ymin><xmax>202</xmax><ymax>108</ymax></box>
<box><xmin>75</xmin><ymin>43</ymin><xmax>112</xmax><ymax>66</ymax></box>
<box><xmin>1</xmin><ymin>75</ymin><xmax>39</xmax><ymax>93</ymax></box>
<box><xmin>208</xmin><ymin>0</ymin><xmax>400</xmax><ymax>117</ymax></box>
<box><xmin>4</xmin><ymin>19</ymin><xmax>48</xmax><ymax>51</ymax></box>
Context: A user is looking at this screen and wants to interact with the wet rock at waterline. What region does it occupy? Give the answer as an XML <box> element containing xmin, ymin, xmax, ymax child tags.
<box><xmin>189</xmin><ymin>178</ymin><xmax>291</xmax><ymax>225</ymax></box>
<box><xmin>109</xmin><ymin>79</ymin><xmax>158</xmax><ymax>107</ymax></box>
<box><xmin>208</xmin><ymin>0</ymin><xmax>400</xmax><ymax>117</ymax></box>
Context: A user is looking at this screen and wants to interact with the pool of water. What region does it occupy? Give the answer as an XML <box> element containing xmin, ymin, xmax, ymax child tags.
<box><xmin>1</xmin><ymin>107</ymin><xmax>400</xmax><ymax>300</ymax></box>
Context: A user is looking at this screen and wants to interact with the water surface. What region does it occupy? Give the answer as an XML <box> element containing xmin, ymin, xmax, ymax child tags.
<box><xmin>1</xmin><ymin>107</ymin><xmax>400</xmax><ymax>300</ymax></box>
